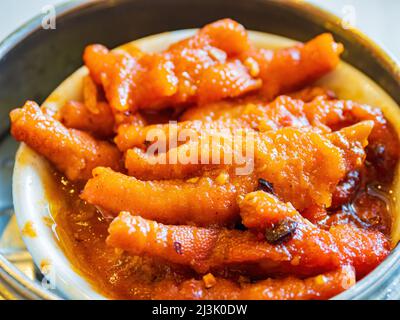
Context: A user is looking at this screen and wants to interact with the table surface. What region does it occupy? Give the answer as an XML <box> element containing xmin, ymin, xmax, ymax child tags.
<box><xmin>0</xmin><ymin>0</ymin><xmax>399</xmax><ymax>60</ymax></box>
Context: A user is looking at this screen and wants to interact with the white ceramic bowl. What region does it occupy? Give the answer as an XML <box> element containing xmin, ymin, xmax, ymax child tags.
<box><xmin>12</xmin><ymin>30</ymin><xmax>400</xmax><ymax>299</ymax></box>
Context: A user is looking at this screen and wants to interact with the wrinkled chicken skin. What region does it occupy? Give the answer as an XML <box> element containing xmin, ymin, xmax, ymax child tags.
<box><xmin>85</xmin><ymin>123</ymin><xmax>372</xmax><ymax>226</ymax></box>
<box><xmin>107</xmin><ymin>212</ymin><xmax>220</xmax><ymax>266</ymax></box>
<box><xmin>328</xmin><ymin>224</ymin><xmax>390</xmax><ymax>276</ymax></box>
<box><xmin>115</xmin><ymin>96</ymin><xmax>308</xmax><ymax>152</ymax></box>
<box><xmin>244</xmin><ymin>33</ymin><xmax>343</xmax><ymax>99</ymax></box>
<box><xmin>123</xmin><ymin>123</ymin><xmax>372</xmax><ymax>213</ymax></box>
<box><xmin>115</xmin><ymin>94</ymin><xmax>338</xmax><ymax>152</ymax></box>
<box><xmin>124</xmin><ymin>129</ymin><xmax>251</xmax><ymax>180</ymax></box>
<box><xmin>84</xmin><ymin>19</ymin><xmax>342</xmax><ymax>113</ymax></box>
<box><xmin>107</xmin><ymin>211</ymin><xmax>389</xmax><ymax>277</ymax></box>
<box><xmin>84</xmin><ymin>19</ymin><xmax>260</xmax><ymax>112</ymax></box>
<box><xmin>239</xmin><ymin>191</ymin><xmax>390</xmax><ymax>277</ymax></box>
<box><xmin>181</xmin><ymin>95</ymin><xmax>397</xmax><ymax>166</ymax></box>
<box><xmin>125</xmin><ymin>147</ymin><xmax>210</xmax><ymax>180</ymax></box>
<box><xmin>153</xmin><ymin>266</ymin><xmax>355</xmax><ymax>300</ymax></box>
<box><xmin>180</xmin><ymin>95</ymin><xmax>308</xmax><ymax>126</ymax></box>
<box><xmin>305</xmin><ymin>98</ymin><xmax>400</xmax><ymax>180</ymax></box>
<box><xmin>82</xmin><ymin>167</ymin><xmax>256</xmax><ymax>226</ymax></box>
<box><xmin>10</xmin><ymin>101</ymin><xmax>122</xmax><ymax>181</ymax></box>
<box><xmin>107</xmin><ymin>212</ymin><xmax>327</xmax><ymax>276</ymax></box>
<box><xmin>115</xmin><ymin>119</ymin><xmax>240</xmax><ymax>152</ymax></box>
<box><xmin>327</xmin><ymin>121</ymin><xmax>373</xmax><ymax>172</ymax></box>
<box><xmin>239</xmin><ymin>191</ymin><xmax>299</xmax><ymax>230</ymax></box>
<box><xmin>115</xmin><ymin>115</ymin><xmax>258</xmax><ymax>153</ymax></box>
<box><xmin>254</xmin><ymin>126</ymin><xmax>345</xmax><ymax>211</ymax></box>
<box><xmin>81</xmin><ymin>74</ymin><xmax>101</xmax><ymax>113</ymax></box>
<box><xmin>181</xmin><ymin>93</ymin><xmax>399</xmax><ymax>178</ymax></box>
<box><xmin>114</xmin><ymin>88</ymin><xmax>342</xmax><ymax>154</ymax></box>
<box><xmin>58</xmin><ymin>74</ymin><xmax>146</xmax><ymax>138</ymax></box>
<box><xmin>59</xmin><ymin>100</ymin><xmax>114</xmax><ymax>138</ymax></box>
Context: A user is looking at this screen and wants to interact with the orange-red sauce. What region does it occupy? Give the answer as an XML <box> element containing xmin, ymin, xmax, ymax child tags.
<box><xmin>42</xmin><ymin>134</ymin><xmax>395</xmax><ymax>299</ymax></box>
<box><xmin>44</xmin><ymin>171</ymin><xmax>195</xmax><ymax>299</ymax></box>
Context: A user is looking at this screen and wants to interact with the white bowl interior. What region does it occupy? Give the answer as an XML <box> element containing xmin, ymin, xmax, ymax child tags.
<box><xmin>12</xmin><ymin>30</ymin><xmax>400</xmax><ymax>299</ymax></box>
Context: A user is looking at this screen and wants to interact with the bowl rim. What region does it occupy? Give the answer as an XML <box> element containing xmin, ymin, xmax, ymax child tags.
<box><xmin>2</xmin><ymin>0</ymin><xmax>400</xmax><ymax>300</ymax></box>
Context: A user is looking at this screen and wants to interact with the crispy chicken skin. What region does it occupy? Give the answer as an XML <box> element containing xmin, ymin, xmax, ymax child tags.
<box><xmin>10</xmin><ymin>101</ymin><xmax>122</xmax><ymax>181</ymax></box>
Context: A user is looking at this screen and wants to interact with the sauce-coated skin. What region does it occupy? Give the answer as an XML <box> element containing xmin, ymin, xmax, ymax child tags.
<box><xmin>181</xmin><ymin>95</ymin><xmax>399</xmax><ymax>174</ymax></box>
<box><xmin>84</xmin><ymin>19</ymin><xmax>260</xmax><ymax>112</ymax></box>
<box><xmin>107</xmin><ymin>209</ymin><xmax>388</xmax><ymax>278</ymax></box>
<box><xmin>115</xmin><ymin>95</ymin><xmax>321</xmax><ymax>153</ymax></box>
<box><xmin>125</xmin><ymin>147</ymin><xmax>211</xmax><ymax>180</ymax></box>
<box><xmin>9</xmin><ymin>21</ymin><xmax>399</xmax><ymax>300</ymax></box>
<box><xmin>118</xmin><ymin>93</ymin><xmax>388</xmax><ymax>155</ymax></box>
<box><xmin>239</xmin><ymin>191</ymin><xmax>390</xmax><ymax>277</ymax></box>
<box><xmin>254</xmin><ymin>124</ymin><xmax>354</xmax><ymax>211</ymax></box>
<box><xmin>180</xmin><ymin>95</ymin><xmax>400</xmax><ymax>208</ymax></box>
<box><xmin>121</xmin><ymin>122</ymin><xmax>372</xmax><ymax>215</ymax></box>
<box><xmin>84</xmin><ymin>19</ymin><xmax>342</xmax><ymax>113</ymax></box>
<box><xmin>124</xmin><ymin>129</ymin><xmax>252</xmax><ymax>179</ymax></box>
<box><xmin>46</xmin><ymin>171</ymin><xmax>381</xmax><ymax>299</ymax></box>
<box><xmin>288</xmin><ymin>86</ymin><xmax>336</xmax><ymax>102</ymax></box>
<box><xmin>123</xmin><ymin>119</ymin><xmax>370</xmax><ymax>182</ymax></box>
<box><xmin>305</xmin><ymin>98</ymin><xmax>400</xmax><ymax>181</ymax></box>
<box><xmin>239</xmin><ymin>191</ymin><xmax>299</xmax><ymax>229</ymax></box>
<box><xmin>83</xmin><ymin>123</ymin><xmax>371</xmax><ymax>226</ymax></box>
<box><xmin>152</xmin><ymin>266</ymin><xmax>355</xmax><ymax>300</ymax></box>
<box><xmin>59</xmin><ymin>100</ymin><xmax>115</xmax><ymax>138</ymax></box>
<box><xmin>58</xmin><ymin>75</ymin><xmax>116</xmax><ymax>138</ymax></box>
<box><xmin>82</xmin><ymin>167</ymin><xmax>256</xmax><ymax>226</ymax></box>
<box><xmin>113</xmin><ymin>94</ymin><xmax>326</xmax><ymax>153</ymax></box>
<box><xmin>243</xmin><ymin>33</ymin><xmax>343</xmax><ymax>99</ymax></box>
<box><xmin>10</xmin><ymin>101</ymin><xmax>122</xmax><ymax>181</ymax></box>
<box><xmin>114</xmin><ymin>118</ymin><xmax>245</xmax><ymax>152</ymax></box>
<box><xmin>107</xmin><ymin>212</ymin><xmax>221</xmax><ymax>267</ymax></box>
<box><xmin>107</xmin><ymin>212</ymin><xmax>327</xmax><ymax>277</ymax></box>
<box><xmin>181</xmin><ymin>95</ymin><xmax>308</xmax><ymax>125</ymax></box>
